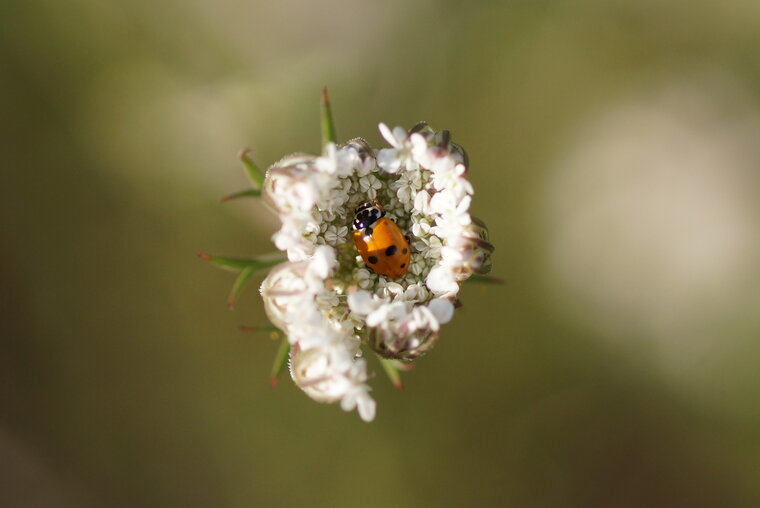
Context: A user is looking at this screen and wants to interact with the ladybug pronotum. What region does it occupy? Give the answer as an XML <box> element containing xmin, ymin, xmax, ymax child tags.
<box><xmin>352</xmin><ymin>201</ymin><xmax>411</xmax><ymax>278</ymax></box>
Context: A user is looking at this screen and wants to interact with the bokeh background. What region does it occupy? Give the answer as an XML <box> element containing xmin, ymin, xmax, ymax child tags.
<box><xmin>2</xmin><ymin>0</ymin><xmax>760</xmax><ymax>506</ymax></box>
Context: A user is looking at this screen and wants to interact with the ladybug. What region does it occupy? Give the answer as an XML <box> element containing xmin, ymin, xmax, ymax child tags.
<box><xmin>352</xmin><ymin>201</ymin><xmax>411</xmax><ymax>278</ymax></box>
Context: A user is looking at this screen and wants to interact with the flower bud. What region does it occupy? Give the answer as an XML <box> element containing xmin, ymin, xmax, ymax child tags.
<box><xmin>345</xmin><ymin>138</ymin><xmax>377</xmax><ymax>175</ymax></box>
<box><xmin>259</xmin><ymin>261</ymin><xmax>313</xmax><ymax>331</ymax></box>
<box><xmin>263</xmin><ymin>155</ymin><xmax>318</xmax><ymax>213</ymax></box>
<box><xmin>367</xmin><ymin>326</ymin><xmax>439</xmax><ymax>360</ymax></box>
<box><xmin>455</xmin><ymin>217</ymin><xmax>494</xmax><ymax>276</ymax></box>
<box><xmin>289</xmin><ymin>342</ymin><xmax>346</xmax><ymax>403</ymax></box>
<box><xmin>365</xmin><ymin>299</ymin><xmax>452</xmax><ymax>360</ymax></box>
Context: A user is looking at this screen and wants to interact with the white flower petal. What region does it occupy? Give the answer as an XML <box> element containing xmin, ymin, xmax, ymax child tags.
<box><xmin>390</xmin><ymin>126</ymin><xmax>405</xmax><ymax>142</ymax></box>
<box><xmin>426</xmin><ymin>266</ymin><xmax>460</xmax><ymax>297</ymax></box>
<box><xmin>357</xmin><ymin>391</ymin><xmax>376</xmax><ymax>422</ymax></box>
<box><xmin>428</xmin><ymin>298</ymin><xmax>454</xmax><ymax>325</ymax></box>
<box><xmin>377</xmin><ymin>148</ymin><xmax>402</xmax><ymax>173</ymax></box>
<box><xmin>378</xmin><ymin>123</ymin><xmax>399</xmax><ymax>148</ymax></box>
<box><xmin>309</xmin><ymin>245</ymin><xmax>337</xmax><ymax>279</ymax></box>
<box><xmin>347</xmin><ymin>290</ymin><xmax>374</xmax><ymax>315</ymax></box>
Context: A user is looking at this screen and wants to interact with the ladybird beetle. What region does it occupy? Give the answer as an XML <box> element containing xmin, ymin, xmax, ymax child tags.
<box><xmin>352</xmin><ymin>201</ymin><xmax>411</xmax><ymax>278</ymax></box>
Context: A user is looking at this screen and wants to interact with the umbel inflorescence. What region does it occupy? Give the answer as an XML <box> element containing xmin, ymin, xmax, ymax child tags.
<box><xmin>201</xmin><ymin>90</ymin><xmax>494</xmax><ymax>422</ymax></box>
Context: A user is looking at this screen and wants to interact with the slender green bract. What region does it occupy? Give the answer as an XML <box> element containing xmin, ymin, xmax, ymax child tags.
<box><xmin>227</xmin><ymin>265</ymin><xmax>255</xmax><ymax>308</ymax></box>
<box><xmin>238</xmin><ymin>149</ymin><xmax>265</xmax><ymax>190</ymax></box>
<box><xmin>221</xmin><ymin>188</ymin><xmax>261</xmax><ymax>202</ymax></box>
<box><xmin>197</xmin><ymin>253</ymin><xmax>285</xmax><ymax>272</ymax></box>
<box><xmin>270</xmin><ymin>338</ymin><xmax>291</xmax><ymax>387</ymax></box>
<box><xmin>377</xmin><ymin>355</ymin><xmax>405</xmax><ymax>390</ymax></box>
<box><xmin>198</xmin><ymin>253</ymin><xmax>285</xmax><ymax>307</ymax></box>
<box><xmin>320</xmin><ymin>87</ymin><xmax>337</xmax><ymax>148</ymax></box>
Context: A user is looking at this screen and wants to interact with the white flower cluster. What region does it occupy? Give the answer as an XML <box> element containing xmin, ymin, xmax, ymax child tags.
<box><xmin>260</xmin><ymin>123</ymin><xmax>493</xmax><ymax>421</ymax></box>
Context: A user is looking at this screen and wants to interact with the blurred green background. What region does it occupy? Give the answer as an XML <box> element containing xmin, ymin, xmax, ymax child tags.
<box><xmin>2</xmin><ymin>0</ymin><xmax>760</xmax><ymax>506</ymax></box>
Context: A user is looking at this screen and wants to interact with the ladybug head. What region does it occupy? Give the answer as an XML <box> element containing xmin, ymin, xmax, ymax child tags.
<box><xmin>352</xmin><ymin>201</ymin><xmax>385</xmax><ymax>231</ymax></box>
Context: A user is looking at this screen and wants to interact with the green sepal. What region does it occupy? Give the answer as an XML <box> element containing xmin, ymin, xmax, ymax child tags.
<box><xmin>321</xmin><ymin>87</ymin><xmax>337</xmax><ymax>148</ymax></box>
<box><xmin>269</xmin><ymin>337</ymin><xmax>291</xmax><ymax>387</ymax></box>
<box><xmin>238</xmin><ymin>148</ymin><xmax>265</xmax><ymax>190</ymax></box>
<box><xmin>221</xmin><ymin>188</ymin><xmax>262</xmax><ymax>202</ymax></box>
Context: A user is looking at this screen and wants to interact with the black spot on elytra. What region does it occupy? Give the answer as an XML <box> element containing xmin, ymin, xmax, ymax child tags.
<box><xmin>402</xmin><ymin>248</ymin><xmax>408</xmax><ymax>254</ymax></box>
<box><xmin>400</xmin><ymin>263</ymin><xmax>405</xmax><ymax>268</ymax></box>
<box><xmin>365</xmin><ymin>226</ymin><xmax>373</xmax><ymax>236</ymax></box>
<box><xmin>368</xmin><ymin>256</ymin><xmax>378</xmax><ymax>264</ymax></box>
<box><xmin>385</xmin><ymin>245</ymin><xmax>397</xmax><ymax>256</ymax></box>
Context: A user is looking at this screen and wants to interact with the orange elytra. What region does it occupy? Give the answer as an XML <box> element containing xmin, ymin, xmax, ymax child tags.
<box><xmin>352</xmin><ymin>201</ymin><xmax>411</xmax><ymax>278</ymax></box>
